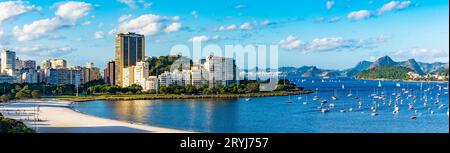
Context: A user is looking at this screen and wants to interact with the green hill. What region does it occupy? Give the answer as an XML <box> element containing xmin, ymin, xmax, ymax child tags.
<box><xmin>146</xmin><ymin>55</ymin><xmax>192</xmax><ymax>76</ymax></box>
<box><xmin>356</xmin><ymin>66</ymin><xmax>413</xmax><ymax>80</ymax></box>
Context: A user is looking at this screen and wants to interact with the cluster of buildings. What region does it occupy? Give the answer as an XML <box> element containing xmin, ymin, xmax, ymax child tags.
<box><xmin>407</xmin><ymin>71</ymin><xmax>449</xmax><ymax>81</ymax></box>
<box><xmin>0</xmin><ymin>49</ymin><xmax>102</xmax><ymax>86</ymax></box>
<box><xmin>104</xmin><ymin>32</ymin><xmax>239</xmax><ymax>91</ymax></box>
<box><xmin>2</xmin><ymin>32</ymin><xmax>266</xmax><ymax>93</ymax></box>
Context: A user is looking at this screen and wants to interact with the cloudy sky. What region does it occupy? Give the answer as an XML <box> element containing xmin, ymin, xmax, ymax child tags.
<box><xmin>0</xmin><ymin>0</ymin><xmax>448</xmax><ymax>70</ymax></box>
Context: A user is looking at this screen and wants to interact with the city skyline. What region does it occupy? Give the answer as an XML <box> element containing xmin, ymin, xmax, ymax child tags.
<box><xmin>0</xmin><ymin>0</ymin><xmax>448</xmax><ymax>70</ymax></box>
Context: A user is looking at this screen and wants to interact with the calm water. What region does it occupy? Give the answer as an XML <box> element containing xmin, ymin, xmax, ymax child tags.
<box><xmin>73</xmin><ymin>77</ymin><xmax>449</xmax><ymax>133</ymax></box>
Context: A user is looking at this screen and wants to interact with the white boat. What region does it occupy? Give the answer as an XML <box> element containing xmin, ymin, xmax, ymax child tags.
<box><xmin>393</xmin><ymin>105</ymin><xmax>399</xmax><ymax>114</ymax></box>
<box><xmin>378</xmin><ymin>81</ymin><xmax>382</xmax><ymax>88</ymax></box>
<box><xmin>331</xmin><ymin>96</ymin><xmax>338</xmax><ymax>101</ymax></box>
<box><xmin>321</xmin><ymin>100</ymin><xmax>328</xmax><ymax>104</ymax></box>
<box><xmin>408</xmin><ymin>103</ymin><xmax>414</xmax><ymax>110</ymax></box>
<box><xmin>347</xmin><ymin>91</ymin><xmax>353</xmax><ymax>97</ymax></box>
<box><xmin>329</xmin><ymin>103</ymin><xmax>335</xmax><ymax>108</ymax></box>
<box><xmin>245</xmin><ymin>98</ymin><xmax>251</xmax><ymax>102</ymax></box>
<box><xmin>312</xmin><ymin>96</ymin><xmax>319</xmax><ymax>101</ymax></box>
<box><xmin>396</xmin><ymin>83</ymin><xmax>401</xmax><ymax>87</ymax></box>
<box><xmin>321</xmin><ymin>108</ymin><xmax>329</xmax><ymax>113</ymax></box>
<box><xmin>439</xmin><ymin>104</ymin><xmax>446</xmax><ymax>109</ymax></box>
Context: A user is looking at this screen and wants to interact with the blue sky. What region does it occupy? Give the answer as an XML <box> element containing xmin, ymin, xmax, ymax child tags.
<box><xmin>0</xmin><ymin>0</ymin><xmax>448</xmax><ymax>70</ymax></box>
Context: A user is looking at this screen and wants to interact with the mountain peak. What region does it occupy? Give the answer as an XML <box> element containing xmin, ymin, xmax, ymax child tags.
<box><xmin>369</xmin><ymin>56</ymin><xmax>397</xmax><ymax>68</ymax></box>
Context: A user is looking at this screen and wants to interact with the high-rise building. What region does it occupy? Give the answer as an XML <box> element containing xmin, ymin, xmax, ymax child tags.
<box><xmin>23</xmin><ymin>60</ymin><xmax>37</xmax><ymax>69</ymax></box>
<box><xmin>104</xmin><ymin>61</ymin><xmax>115</xmax><ymax>85</ymax></box>
<box><xmin>134</xmin><ymin>61</ymin><xmax>149</xmax><ymax>86</ymax></box>
<box><xmin>15</xmin><ymin>58</ymin><xmax>23</xmax><ymax>70</ymax></box>
<box><xmin>122</xmin><ymin>66</ymin><xmax>135</xmax><ymax>87</ymax></box>
<box><xmin>42</xmin><ymin>59</ymin><xmax>67</xmax><ymax>69</ymax></box>
<box><xmin>203</xmin><ymin>55</ymin><xmax>237</xmax><ymax>87</ymax></box>
<box><xmin>1</xmin><ymin>49</ymin><xmax>16</xmax><ymax>74</ymax></box>
<box><xmin>115</xmin><ymin>32</ymin><xmax>145</xmax><ymax>86</ymax></box>
<box><xmin>85</xmin><ymin>62</ymin><xmax>94</xmax><ymax>68</ymax></box>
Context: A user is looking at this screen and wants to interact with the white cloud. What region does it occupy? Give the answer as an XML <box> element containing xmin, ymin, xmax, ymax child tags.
<box><xmin>164</xmin><ymin>22</ymin><xmax>181</xmax><ymax>33</ymax></box>
<box><xmin>260</xmin><ymin>20</ymin><xmax>275</xmax><ymax>26</ymax></box>
<box><xmin>188</xmin><ymin>35</ymin><xmax>225</xmax><ymax>43</ymax></box>
<box><xmin>304</xmin><ymin>37</ymin><xmax>346</xmax><ymax>52</ymax></box>
<box><xmin>347</xmin><ymin>10</ymin><xmax>371</xmax><ymax>20</ymax></box>
<box><xmin>296</xmin><ymin>36</ymin><xmax>386</xmax><ymax>53</ymax></box>
<box><xmin>82</xmin><ymin>20</ymin><xmax>91</xmax><ymax>25</ymax></box>
<box><xmin>0</xmin><ymin>29</ymin><xmax>4</xmax><ymax>38</ymax></box>
<box><xmin>234</xmin><ymin>4</ymin><xmax>247</xmax><ymax>9</ymax></box>
<box><xmin>326</xmin><ymin>1</ymin><xmax>335</xmax><ymax>10</ymax></box>
<box><xmin>188</xmin><ymin>35</ymin><xmax>209</xmax><ymax>43</ymax></box>
<box><xmin>393</xmin><ymin>48</ymin><xmax>449</xmax><ymax>63</ymax></box>
<box><xmin>117</xmin><ymin>0</ymin><xmax>152</xmax><ymax>9</ymax></box>
<box><xmin>95</xmin><ymin>31</ymin><xmax>104</xmax><ymax>39</ymax></box>
<box><xmin>13</xmin><ymin>18</ymin><xmax>65</xmax><ymax>41</ymax></box>
<box><xmin>0</xmin><ymin>1</ymin><xmax>36</xmax><ymax>23</ymax></box>
<box><xmin>55</xmin><ymin>1</ymin><xmax>93</xmax><ymax>24</ymax></box>
<box><xmin>278</xmin><ymin>36</ymin><xmax>304</xmax><ymax>50</ymax></box>
<box><xmin>377</xmin><ymin>1</ymin><xmax>411</xmax><ymax>15</ymax></box>
<box><xmin>113</xmin><ymin>14</ymin><xmax>182</xmax><ymax>36</ymax></box>
<box><xmin>13</xmin><ymin>1</ymin><xmax>93</xmax><ymax>41</ymax></box>
<box><xmin>191</xmin><ymin>11</ymin><xmax>199</xmax><ymax>19</ymax></box>
<box><xmin>218</xmin><ymin>24</ymin><xmax>238</xmax><ymax>31</ymax></box>
<box><xmin>118</xmin><ymin>14</ymin><xmax>132</xmax><ymax>22</ymax></box>
<box><xmin>239</xmin><ymin>22</ymin><xmax>252</xmax><ymax>30</ymax></box>
<box><xmin>15</xmin><ymin>45</ymin><xmax>74</xmax><ymax>57</ymax></box>
<box><xmin>172</xmin><ymin>16</ymin><xmax>180</xmax><ymax>21</ymax></box>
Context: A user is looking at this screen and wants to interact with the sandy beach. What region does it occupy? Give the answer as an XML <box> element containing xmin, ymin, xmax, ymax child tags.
<box><xmin>0</xmin><ymin>99</ymin><xmax>191</xmax><ymax>133</ymax></box>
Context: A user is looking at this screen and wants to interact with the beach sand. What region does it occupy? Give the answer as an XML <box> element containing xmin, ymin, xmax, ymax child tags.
<box><xmin>0</xmin><ymin>100</ymin><xmax>191</xmax><ymax>133</ymax></box>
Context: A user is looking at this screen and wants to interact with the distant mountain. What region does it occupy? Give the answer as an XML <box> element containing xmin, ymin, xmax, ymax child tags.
<box><xmin>418</xmin><ymin>62</ymin><xmax>449</xmax><ymax>74</ymax></box>
<box><xmin>342</xmin><ymin>61</ymin><xmax>372</xmax><ymax>77</ymax></box>
<box><xmin>368</xmin><ymin>56</ymin><xmax>397</xmax><ymax>69</ymax></box>
<box><xmin>399</xmin><ymin>59</ymin><xmax>425</xmax><ymax>75</ymax></box>
<box><xmin>356</xmin><ymin>66</ymin><xmax>413</xmax><ymax>80</ymax></box>
<box><xmin>271</xmin><ymin>55</ymin><xmax>448</xmax><ymax>78</ymax></box>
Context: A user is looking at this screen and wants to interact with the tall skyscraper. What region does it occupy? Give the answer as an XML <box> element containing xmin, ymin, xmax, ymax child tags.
<box><xmin>203</xmin><ymin>56</ymin><xmax>237</xmax><ymax>87</ymax></box>
<box><xmin>105</xmin><ymin>61</ymin><xmax>115</xmax><ymax>85</ymax></box>
<box><xmin>1</xmin><ymin>49</ymin><xmax>16</xmax><ymax>75</ymax></box>
<box><xmin>115</xmin><ymin>32</ymin><xmax>145</xmax><ymax>86</ymax></box>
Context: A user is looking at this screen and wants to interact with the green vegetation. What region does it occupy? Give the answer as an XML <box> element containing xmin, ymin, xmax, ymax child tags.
<box><xmin>51</xmin><ymin>90</ymin><xmax>312</xmax><ymax>102</ymax></box>
<box><xmin>146</xmin><ymin>55</ymin><xmax>192</xmax><ymax>76</ymax></box>
<box><xmin>0</xmin><ymin>113</ymin><xmax>35</xmax><ymax>133</ymax></box>
<box><xmin>87</xmin><ymin>84</ymin><xmax>143</xmax><ymax>94</ymax></box>
<box><xmin>356</xmin><ymin>66</ymin><xmax>413</xmax><ymax>80</ymax></box>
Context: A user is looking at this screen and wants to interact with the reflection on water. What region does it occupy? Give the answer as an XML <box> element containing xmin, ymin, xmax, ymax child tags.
<box><xmin>73</xmin><ymin>77</ymin><xmax>449</xmax><ymax>133</ymax></box>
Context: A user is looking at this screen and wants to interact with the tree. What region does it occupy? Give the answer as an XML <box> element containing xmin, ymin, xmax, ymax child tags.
<box><xmin>245</xmin><ymin>83</ymin><xmax>259</xmax><ymax>93</ymax></box>
<box><xmin>0</xmin><ymin>94</ymin><xmax>10</xmax><ymax>102</ymax></box>
<box><xmin>31</xmin><ymin>90</ymin><xmax>41</xmax><ymax>98</ymax></box>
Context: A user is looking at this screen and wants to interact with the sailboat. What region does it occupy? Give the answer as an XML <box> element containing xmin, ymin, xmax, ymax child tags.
<box><xmin>312</xmin><ymin>88</ymin><xmax>319</xmax><ymax>101</ymax></box>
<box><xmin>347</xmin><ymin>90</ymin><xmax>353</xmax><ymax>97</ymax></box>
<box><xmin>331</xmin><ymin>89</ymin><xmax>338</xmax><ymax>101</ymax></box>
<box><xmin>303</xmin><ymin>96</ymin><xmax>308</xmax><ymax>105</ymax></box>
<box><xmin>287</xmin><ymin>94</ymin><xmax>292</xmax><ymax>103</ymax></box>
<box><xmin>378</xmin><ymin>80</ymin><xmax>382</xmax><ymax>88</ymax></box>
<box><xmin>393</xmin><ymin>104</ymin><xmax>399</xmax><ymax>114</ymax></box>
<box><xmin>340</xmin><ymin>101</ymin><xmax>346</xmax><ymax>113</ymax></box>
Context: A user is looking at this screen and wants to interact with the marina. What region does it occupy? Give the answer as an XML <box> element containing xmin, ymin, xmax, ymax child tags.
<box><xmin>72</xmin><ymin>77</ymin><xmax>449</xmax><ymax>133</ymax></box>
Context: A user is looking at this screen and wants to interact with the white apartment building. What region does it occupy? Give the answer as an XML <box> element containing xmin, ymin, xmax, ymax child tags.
<box><xmin>203</xmin><ymin>55</ymin><xmax>236</xmax><ymax>87</ymax></box>
<box><xmin>1</xmin><ymin>49</ymin><xmax>16</xmax><ymax>75</ymax></box>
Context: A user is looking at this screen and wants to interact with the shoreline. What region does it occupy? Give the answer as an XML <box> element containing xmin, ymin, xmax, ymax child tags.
<box><xmin>0</xmin><ymin>99</ymin><xmax>193</xmax><ymax>133</ymax></box>
<box><xmin>356</xmin><ymin>78</ymin><xmax>449</xmax><ymax>83</ymax></box>
<box><xmin>50</xmin><ymin>90</ymin><xmax>312</xmax><ymax>102</ymax></box>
